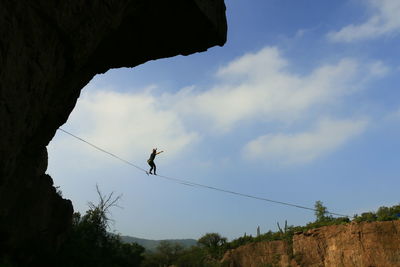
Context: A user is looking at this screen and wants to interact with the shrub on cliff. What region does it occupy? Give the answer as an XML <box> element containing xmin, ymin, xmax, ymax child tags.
<box><xmin>354</xmin><ymin>204</ymin><xmax>400</xmax><ymax>222</ymax></box>
<box><xmin>198</xmin><ymin>233</ymin><xmax>227</xmax><ymax>260</ymax></box>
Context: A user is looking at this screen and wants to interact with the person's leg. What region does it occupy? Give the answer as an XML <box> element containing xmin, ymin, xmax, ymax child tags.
<box><xmin>148</xmin><ymin>160</ymin><xmax>154</xmax><ymax>174</ymax></box>
<box><xmin>153</xmin><ymin>163</ymin><xmax>157</xmax><ymax>175</ymax></box>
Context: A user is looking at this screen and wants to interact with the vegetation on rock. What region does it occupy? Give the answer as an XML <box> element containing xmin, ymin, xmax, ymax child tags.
<box><xmin>4</xmin><ymin>195</ymin><xmax>397</xmax><ymax>266</ymax></box>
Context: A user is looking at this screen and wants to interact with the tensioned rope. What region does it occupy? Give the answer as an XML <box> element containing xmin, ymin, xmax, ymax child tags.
<box><xmin>57</xmin><ymin>128</ymin><xmax>350</xmax><ymax>218</ymax></box>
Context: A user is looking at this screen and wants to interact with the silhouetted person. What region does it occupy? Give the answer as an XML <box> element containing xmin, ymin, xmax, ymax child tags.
<box><xmin>147</xmin><ymin>148</ymin><xmax>164</xmax><ymax>175</ymax></box>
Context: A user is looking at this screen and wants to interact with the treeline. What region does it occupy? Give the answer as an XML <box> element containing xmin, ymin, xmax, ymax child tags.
<box><xmin>55</xmin><ymin>187</ymin><xmax>145</xmax><ymax>267</ymax></box>
<box><xmin>3</xmin><ymin>188</ymin><xmax>398</xmax><ymax>267</ymax></box>
<box><xmin>51</xmin><ymin>199</ymin><xmax>400</xmax><ymax>267</ymax></box>
<box><xmin>222</xmin><ymin>201</ymin><xmax>400</xmax><ymax>252</ymax></box>
<box><xmin>139</xmin><ymin>202</ymin><xmax>400</xmax><ymax>266</ymax></box>
<box><xmin>141</xmin><ymin>233</ymin><xmax>227</xmax><ymax>267</ymax></box>
<box><xmin>353</xmin><ymin>204</ymin><xmax>400</xmax><ymax>222</ymax></box>
<box><xmin>53</xmin><ymin>186</ymin><xmax>229</xmax><ymax>267</ymax></box>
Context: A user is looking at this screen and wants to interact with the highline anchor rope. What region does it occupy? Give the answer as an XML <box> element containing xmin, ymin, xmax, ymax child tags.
<box><xmin>57</xmin><ymin>128</ymin><xmax>351</xmax><ymax>218</ymax></box>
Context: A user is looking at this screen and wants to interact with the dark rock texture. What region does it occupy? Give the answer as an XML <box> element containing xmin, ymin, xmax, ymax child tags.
<box><xmin>0</xmin><ymin>0</ymin><xmax>226</xmax><ymax>263</ymax></box>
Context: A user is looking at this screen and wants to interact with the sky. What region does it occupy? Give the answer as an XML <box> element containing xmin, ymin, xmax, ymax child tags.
<box><xmin>48</xmin><ymin>0</ymin><xmax>400</xmax><ymax>240</ymax></box>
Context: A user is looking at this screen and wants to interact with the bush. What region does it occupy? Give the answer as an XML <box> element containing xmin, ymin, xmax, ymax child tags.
<box><xmin>354</xmin><ymin>204</ymin><xmax>400</xmax><ymax>222</ymax></box>
<box><xmin>56</xmin><ymin>186</ymin><xmax>144</xmax><ymax>267</ymax></box>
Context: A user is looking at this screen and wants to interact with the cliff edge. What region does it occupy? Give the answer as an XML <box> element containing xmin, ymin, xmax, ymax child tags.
<box><xmin>221</xmin><ymin>220</ymin><xmax>400</xmax><ymax>267</ymax></box>
<box><xmin>0</xmin><ymin>0</ymin><xmax>227</xmax><ymax>263</ymax></box>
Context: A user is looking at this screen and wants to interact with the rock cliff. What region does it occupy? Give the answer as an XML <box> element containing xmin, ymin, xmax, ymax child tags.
<box><xmin>222</xmin><ymin>240</ymin><xmax>296</xmax><ymax>267</ymax></box>
<box><xmin>0</xmin><ymin>0</ymin><xmax>227</xmax><ymax>263</ymax></box>
<box><xmin>221</xmin><ymin>220</ymin><xmax>400</xmax><ymax>267</ymax></box>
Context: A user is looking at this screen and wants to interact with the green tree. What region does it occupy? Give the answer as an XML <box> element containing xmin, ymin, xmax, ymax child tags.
<box><xmin>354</xmin><ymin>204</ymin><xmax>400</xmax><ymax>222</ymax></box>
<box><xmin>174</xmin><ymin>246</ymin><xmax>207</xmax><ymax>267</ymax></box>
<box><xmin>198</xmin><ymin>233</ymin><xmax>227</xmax><ymax>260</ymax></box>
<box><xmin>314</xmin><ymin>201</ymin><xmax>332</xmax><ymax>222</ymax></box>
<box><xmin>157</xmin><ymin>241</ymin><xmax>184</xmax><ymax>265</ymax></box>
<box><xmin>56</xmin><ymin>185</ymin><xmax>144</xmax><ymax>267</ymax></box>
<box><xmin>376</xmin><ymin>206</ymin><xmax>399</xmax><ymax>221</ymax></box>
<box><xmin>141</xmin><ymin>241</ymin><xmax>185</xmax><ymax>267</ymax></box>
<box><xmin>227</xmin><ymin>234</ymin><xmax>254</xmax><ymax>250</ymax></box>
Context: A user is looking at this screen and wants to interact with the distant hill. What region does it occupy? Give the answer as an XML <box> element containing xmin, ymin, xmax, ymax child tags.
<box><xmin>120</xmin><ymin>236</ymin><xmax>197</xmax><ymax>251</ymax></box>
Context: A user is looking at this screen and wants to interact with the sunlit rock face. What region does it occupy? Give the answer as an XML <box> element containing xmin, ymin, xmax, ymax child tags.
<box><xmin>221</xmin><ymin>220</ymin><xmax>400</xmax><ymax>267</ymax></box>
<box><xmin>0</xmin><ymin>0</ymin><xmax>226</xmax><ymax>263</ymax></box>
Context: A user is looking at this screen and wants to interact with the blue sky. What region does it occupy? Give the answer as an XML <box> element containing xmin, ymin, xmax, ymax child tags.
<box><xmin>48</xmin><ymin>0</ymin><xmax>400</xmax><ymax>240</ymax></box>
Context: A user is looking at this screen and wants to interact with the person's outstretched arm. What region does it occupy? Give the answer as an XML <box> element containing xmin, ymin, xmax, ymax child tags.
<box><xmin>156</xmin><ymin>150</ymin><xmax>164</xmax><ymax>155</ymax></box>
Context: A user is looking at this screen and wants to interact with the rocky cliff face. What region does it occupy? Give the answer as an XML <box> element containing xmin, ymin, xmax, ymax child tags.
<box><xmin>222</xmin><ymin>240</ymin><xmax>296</xmax><ymax>267</ymax></box>
<box><xmin>221</xmin><ymin>220</ymin><xmax>400</xmax><ymax>267</ymax></box>
<box><xmin>0</xmin><ymin>0</ymin><xmax>226</xmax><ymax>263</ymax></box>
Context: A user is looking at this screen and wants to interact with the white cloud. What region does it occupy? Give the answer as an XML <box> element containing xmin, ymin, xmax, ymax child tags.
<box><xmin>243</xmin><ymin>118</ymin><xmax>368</xmax><ymax>165</ymax></box>
<box><xmin>170</xmin><ymin>47</ymin><xmax>383</xmax><ymax>132</ymax></box>
<box><xmin>56</xmin><ymin>90</ymin><xmax>198</xmax><ymax>162</ymax></box>
<box><xmin>52</xmin><ymin>46</ymin><xmax>384</xmax><ymax>166</ymax></box>
<box><xmin>395</xmin><ymin>109</ymin><xmax>400</xmax><ymax>119</ymax></box>
<box><xmin>386</xmin><ymin>107</ymin><xmax>400</xmax><ymax>121</ymax></box>
<box><xmin>367</xmin><ymin>61</ymin><xmax>390</xmax><ymax>77</ymax></box>
<box><xmin>328</xmin><ymin>0</ymin><xmax>400</xmax><ymax>42</ymax></box>
<box><xmin>295</xmin><ymin>27</ymin><xmax>318</xmax><ymax>39</ymax></box>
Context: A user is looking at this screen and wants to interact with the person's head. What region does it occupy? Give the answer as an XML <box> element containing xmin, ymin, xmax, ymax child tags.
<box><xmin>153</xmin><ymin>148</ymin><xmax>157</xmax><ymax>152</ymax></box>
